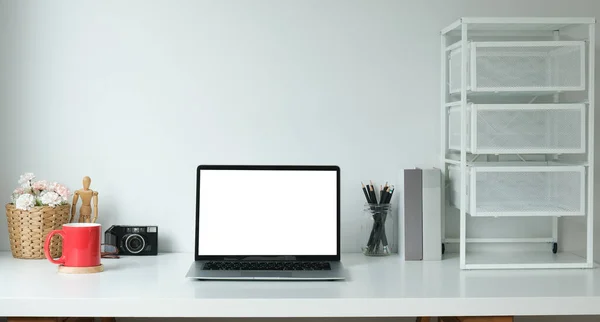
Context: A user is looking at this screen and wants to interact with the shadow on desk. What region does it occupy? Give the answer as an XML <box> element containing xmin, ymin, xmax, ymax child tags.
<box><xmin>101</xmin><ymin>261</ymin><xmax>146</xmax><ymax>272</ymax></box>
<box><xmin>5</xmin><ymin>317</ymin><xmax>600</xmax><ymax>322</ymax></box>
<box><xmin>90</xmin><ymin>317</ymin><xmax>600</xmax><ymax>322</ymax></box>
<box><xmin>6</xmin><ymin>318</ymin><xmax>115</xmax><ymax>322</ymax></box>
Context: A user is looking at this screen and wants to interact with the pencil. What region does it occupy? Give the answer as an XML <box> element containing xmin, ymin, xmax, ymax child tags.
<box><xmin>369</xmin><ymin>180</ymin><xmax>377</xmax><ymax>204</ymax></box>
<box><xmin>382</xmin><ymin>184</ymin><xmax>389</xmax><ymax>204</ymax></box>
<box><xmin>386</xmin><ymin>186</ymin><xmax>395</xmax><ymax>204</ymax></box>
<box><xmin>380</xmin><ymin>186</ymin><xmax>390</xmax><ymax>204</ymax></box>
<box><xmin>361</xmin><ymin>182</ymin><xmax>371</xmax><ymax>204</ymax></box>
<box><xmin>368</xmin><ymin>184</ymin><xmax>377</xmax><ymax>204</ymax></box>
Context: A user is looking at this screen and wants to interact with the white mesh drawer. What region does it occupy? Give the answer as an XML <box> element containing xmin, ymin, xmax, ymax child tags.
<box><xmin>449</xmin><ymin>49</ymin><xmax>467</xmax><ymax>94</ymax></box>
<box><xmin>448</xmin><ymin>104</ymin><xmax>585</xmax><ymax>154</ymax></box>
<box><xmin>449</xmin><ymin>41</ymin><xmax>585</xmax><ymax>93</ymax></box>
<box><xmin>449</xmin><ymin>165</ymin><xmax>585</xmax><ymax>217</ymax></box>
<box><xmin>448</xmin><ymin>106</ymin><xmax>470</xmax><ymax>152</ymax></box>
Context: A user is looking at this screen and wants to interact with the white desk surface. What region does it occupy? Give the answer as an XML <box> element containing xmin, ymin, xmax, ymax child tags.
<box><xmin>1</xmin><ymin>251</ymin><xmax>600</xmax><ymax>318</ymax></box>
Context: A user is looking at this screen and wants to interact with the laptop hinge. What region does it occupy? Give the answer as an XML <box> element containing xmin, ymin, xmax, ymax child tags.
<box><xmin>222</xmin><ymin>256</ymin><xmax>297</xmax><ymax>261</ymax></box>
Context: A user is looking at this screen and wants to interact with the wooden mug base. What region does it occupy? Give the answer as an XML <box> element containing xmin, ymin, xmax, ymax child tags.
<box><xmin>58</xmin><ymin>264</ymin><xmax>104</xmax><ymax>274</ymax></box>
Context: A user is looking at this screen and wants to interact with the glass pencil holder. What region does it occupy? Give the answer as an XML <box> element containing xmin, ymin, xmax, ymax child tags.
<box><xmin>361</xmin><ymin>203</ymin><xmax>393</xmax><ymax>256</ymax></box>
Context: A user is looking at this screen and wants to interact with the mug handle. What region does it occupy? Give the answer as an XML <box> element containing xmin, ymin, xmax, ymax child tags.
<box><xmin>44</xmin><ymin>230</ymin><xmax>66</xmax><ymax>265</ymax></box>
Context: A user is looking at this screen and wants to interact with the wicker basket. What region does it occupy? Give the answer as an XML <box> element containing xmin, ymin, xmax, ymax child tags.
<box><xmin>5</xmin><ymin>203</ymin><xmax>71</xmax><ymax>259</ymax></box>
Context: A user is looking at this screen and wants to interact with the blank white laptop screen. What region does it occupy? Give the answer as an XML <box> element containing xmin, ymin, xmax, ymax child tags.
<box><xmin>197</xmin><ymin>169</ymin><xmax>338</xmax><ymax>256</ymax></box>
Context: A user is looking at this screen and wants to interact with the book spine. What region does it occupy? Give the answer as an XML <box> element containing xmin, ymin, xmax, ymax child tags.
<box><xmin>422</xmin><ymin>169</ymin><xmax>442</xmax><ymax>261</ymax></box>
<box><xmin>403</xmin><ymin>169</ymin><xmax>423</xmax><ymax>261</ymax></box>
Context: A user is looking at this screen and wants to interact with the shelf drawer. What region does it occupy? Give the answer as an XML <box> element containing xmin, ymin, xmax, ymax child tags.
<box><xmin>448</xmin><ymin>103</ymin><xmax>586</xmax><ymax>154</ymax></box>
<box><xmin>449</xmin><ymin>41</ymin><xmax>585</xmax><ymax>93</ymax></box>
<box><xmin>448</xmin><ymin>164</ymin><xmax>585</xmax><ymax>217</ymax></box>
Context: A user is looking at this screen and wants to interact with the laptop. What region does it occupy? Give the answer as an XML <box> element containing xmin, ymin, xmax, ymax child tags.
<box><xmin>186</xmin><ymin>165</ymin><xmax>345</xmax><ymax>280</ymax></box>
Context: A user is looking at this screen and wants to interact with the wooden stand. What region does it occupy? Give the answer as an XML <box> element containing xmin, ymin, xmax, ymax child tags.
<box><xmin>58</xmin><ymin>264</ymin><xmax>103</xmax><ymax>274</ymax></box>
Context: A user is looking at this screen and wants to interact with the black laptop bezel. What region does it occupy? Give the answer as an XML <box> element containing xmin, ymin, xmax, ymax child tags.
<box><xmin>194</xmin><ymin>164</ymin><xmax>341</xmax><ymax>262</ymax></box>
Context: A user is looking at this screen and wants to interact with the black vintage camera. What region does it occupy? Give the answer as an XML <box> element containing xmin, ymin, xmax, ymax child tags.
<box><xmin>105</xmin><ymin>225</ymin><xmax>158</xmax><ymax>255</ymax></box>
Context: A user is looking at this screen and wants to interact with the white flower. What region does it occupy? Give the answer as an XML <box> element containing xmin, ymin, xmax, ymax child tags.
<box><xmin>54</xmin><ymin>183</ymin><xmax>70</xmax><ymax>199</ymax></box>
<box><xmin>40</xmin><ymin>191</ymin><xmax>62</xmax><ymax>207</ymax></box>
<box><xmin>10</xmin><ymin>175</ymin><xmax>71</xmax><ymax>209</ymax></box>
<box><xmin>31</xmin><ymin>180</ymin><xmax>48</xmax><ymax>192</ymax></box>
<box><xmin>15</xmin><ymin>194</ymin><xmax>35</xmax><ymax>210</ymax></box>
<box><xmin>18</xmin><ymin>173</ymin><xmax>35</xmax><ymax>186</ymax></box>
<box><xmin>11</xmin><ymin>187</ymin><xmax>25</xmax><ymax>204</ymax></box>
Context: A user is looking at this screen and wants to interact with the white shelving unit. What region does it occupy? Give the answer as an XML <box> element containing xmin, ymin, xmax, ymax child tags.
<box><xmin>440</xmin><ymin>17</ymin><xmax>596</xmax><ymax>269</ymax></box>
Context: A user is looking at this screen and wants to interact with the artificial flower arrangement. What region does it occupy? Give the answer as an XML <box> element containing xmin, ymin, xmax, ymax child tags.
<box><xmin>10</xmin><ymin>173</ymin><xmax>71</xmax><ymax>210</ymax></box>
<box><xmin>6</xmin><ymin>173</ymin><xmax>73</xmax><ymax>259</ymax></box>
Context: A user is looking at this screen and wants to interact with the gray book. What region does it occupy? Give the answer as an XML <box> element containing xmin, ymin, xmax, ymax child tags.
<box><xmin>421</xmin><ymin>168</ymin><xmax>442</xmax><ymax>261</ymax></box>
<box><xmin>403</xmin><ymin>168</ymin><xmax>423</xmax><ymax>261</ymax></box>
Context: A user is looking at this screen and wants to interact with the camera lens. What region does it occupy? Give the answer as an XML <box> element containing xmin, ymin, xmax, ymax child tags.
<box><xmin>124</xmin><ymin>234</ymin><xmax>146</xmax><ymax>254</ymax></box>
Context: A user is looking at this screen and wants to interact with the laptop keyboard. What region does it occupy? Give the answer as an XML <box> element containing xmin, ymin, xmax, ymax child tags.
<box><xmin>202</xmin><ymin>261</ymin><xmax>331</xmax><ymax>271</ymax></box>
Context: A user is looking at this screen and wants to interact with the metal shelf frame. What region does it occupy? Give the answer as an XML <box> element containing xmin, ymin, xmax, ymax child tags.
<box><xmin>440</xmin><ymin>17</ymin><xmax>596</xmax><ymax>270</ymax></box>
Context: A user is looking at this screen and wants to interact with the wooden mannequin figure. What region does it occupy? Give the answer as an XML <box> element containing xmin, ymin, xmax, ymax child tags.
<box><xmin>70</xmin><ymin>176</ymin><xmax>99</xmax><ymax>223</ymax></box>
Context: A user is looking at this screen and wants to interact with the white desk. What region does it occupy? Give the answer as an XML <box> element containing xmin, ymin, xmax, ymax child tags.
<box><xmin>1</xmin><ymin>251</ymin><xmax>600</xmax><ymax>318</ymax></box>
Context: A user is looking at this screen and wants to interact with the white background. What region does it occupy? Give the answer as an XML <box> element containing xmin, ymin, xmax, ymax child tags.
<box><xmin>198</xmin><ymin>169</ymin><xmax>337</xmax><ymax>255</ymax></box>
<box><xmin>0</xmin><ymin>0</ymin><xmax>599</xmax><ymax>263</ymax></box>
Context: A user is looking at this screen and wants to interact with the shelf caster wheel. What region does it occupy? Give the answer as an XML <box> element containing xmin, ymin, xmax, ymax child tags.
<box><xmin>553</xmin><ymin>242</ymin><xmax>558</xmax><ymax>254</ymax></box>
<box><xmin>442</xmin><ymin>243</ymin><xmax>445</xmax><ymax>255</ymax></box>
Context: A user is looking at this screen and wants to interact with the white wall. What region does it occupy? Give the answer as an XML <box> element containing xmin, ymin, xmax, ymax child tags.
<box><xmin>1</xmin><ymin>0</ymin><xmax>600</xmax><ymax>257</ymax></box>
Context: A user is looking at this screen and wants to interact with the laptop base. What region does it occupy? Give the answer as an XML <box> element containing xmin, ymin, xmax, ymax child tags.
<box><xmin>185</xmin><ymin>261</ymin><xmax>345</xmax><ymax>280</ymax></box>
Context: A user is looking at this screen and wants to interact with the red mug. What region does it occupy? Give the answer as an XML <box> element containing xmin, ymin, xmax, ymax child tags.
<box><xmin>44</xmin><ymin>223</ymin><xmax>101</xmax><ymax>267</ymax></box>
